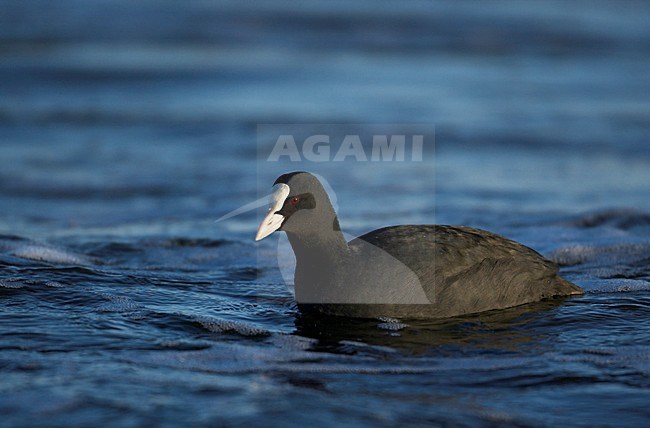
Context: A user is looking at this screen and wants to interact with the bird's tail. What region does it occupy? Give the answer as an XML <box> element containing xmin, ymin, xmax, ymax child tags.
<box><xmin>553</xmin><ymin>276</ymin><xmax>584</xmax><ymax>296</ymax></box>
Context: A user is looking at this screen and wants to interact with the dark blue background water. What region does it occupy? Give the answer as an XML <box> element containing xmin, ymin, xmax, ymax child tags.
<box><xmin>1</xmin><ymin>1</ymin><xmax>649</xmax><ymax>426</ymax></box>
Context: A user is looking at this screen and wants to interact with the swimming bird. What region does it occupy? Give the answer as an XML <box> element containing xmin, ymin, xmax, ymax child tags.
<box><xmin>255</xmin><ymin>171</ymin><xmax>583</xmax><ymax>319</ymax></box>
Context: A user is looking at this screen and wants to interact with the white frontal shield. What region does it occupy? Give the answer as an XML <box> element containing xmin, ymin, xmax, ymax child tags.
<box><xmin>255</xmin><ymin>183</ymin><xmax>290</xmax><ymax>241</ymax></box>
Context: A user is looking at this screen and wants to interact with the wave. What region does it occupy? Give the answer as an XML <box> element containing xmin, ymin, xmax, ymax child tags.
<box><xmin>565</xmin><ymin>208</ymin><xmax>650</xmax><ymax>230</ymax></box>
<box><xmin>189</xmin><ymin>315</ymin><xmax>271</xmax><ymax>337</ymax></box>
<box><xmin>0</xmin><ymin>234</ymin><xmax>93</xmax><ymax>266</ymax></box>
<box><xmin>10</xmin><ymin>244</ymin><xmax>92</xmax><ymax>265</ymax></box>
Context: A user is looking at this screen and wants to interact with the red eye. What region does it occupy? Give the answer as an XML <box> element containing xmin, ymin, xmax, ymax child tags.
<box><xmin>290</xmin><ymin>196</ymin><xmax>300</xmax><ymax>206</ymax></box>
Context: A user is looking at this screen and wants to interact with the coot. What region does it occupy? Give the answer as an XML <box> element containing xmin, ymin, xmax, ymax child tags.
<box><xmin>255</xmin><ymin>171</ymin><xmax>583</xmax><ymax>318</ymax></box>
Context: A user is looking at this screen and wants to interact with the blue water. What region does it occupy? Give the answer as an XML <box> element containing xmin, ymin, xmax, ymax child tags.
<box><xmin>1</xmin><ymin>1</ymin><xmax>650</xmax><ymax>426</ymax></box>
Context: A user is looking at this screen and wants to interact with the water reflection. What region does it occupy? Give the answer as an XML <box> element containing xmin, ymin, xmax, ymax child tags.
<box><xmin>294</xmin><ymin>298</ymin><xmax>571</xmax><ymax>355</ymax></box>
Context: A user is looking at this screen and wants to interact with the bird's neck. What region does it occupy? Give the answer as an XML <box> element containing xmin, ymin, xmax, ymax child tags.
<box><xmin>286</xmin><ymin>223</ymin><xmax>349</xmax><ymax>268</ymax></box>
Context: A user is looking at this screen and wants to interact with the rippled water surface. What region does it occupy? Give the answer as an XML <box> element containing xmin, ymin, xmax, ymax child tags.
<box><xmin>1</xmin><ymin>1</ymin><xmax>650</xmax><ymax>426</ymax></box>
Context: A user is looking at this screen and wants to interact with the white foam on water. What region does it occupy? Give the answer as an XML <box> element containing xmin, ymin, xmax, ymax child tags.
<box><xmin>550</xmin><ymin>242</ymin><xmax>650</xmax><ymax>264</ymax></box>
<box><xmin>97</xmin><ymin>294</ymin><xmax>144</xmax><ymax>313</ymax></box>
<box><xmin>578</xmin><ymin>278</ymin><xmax>650</xmax><ymax>294</ymax></box>
<box><xmin>11</xmin><ymin>244</ymin><xmax>91</xmax><ymax>265</ymax></box>
<box><xmin>0</xmin><ymin>279</ymin><xmax>27</xmax><ymax>289</ymax></box>
<box><xmin>192</xmin><ymin>315</ymin><xmax>271</xmax><ymax>337</ymax></box>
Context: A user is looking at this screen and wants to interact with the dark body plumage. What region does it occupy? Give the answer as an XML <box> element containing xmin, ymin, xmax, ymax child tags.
<box><xmin>313</xmin><ymin>225</ymin><xmax>582</xmax><ymax>318</ymax></box>
<box><xmin>257</xmin><ymin>172</ymin><xmax>583</xmax><ymax>319</ymax></box>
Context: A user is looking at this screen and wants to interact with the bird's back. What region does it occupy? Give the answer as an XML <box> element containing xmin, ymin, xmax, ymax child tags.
<box><xmin>348</xmin><ymin>225</ymin><xmax>582</xmax><ymax>317</ymax></box>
